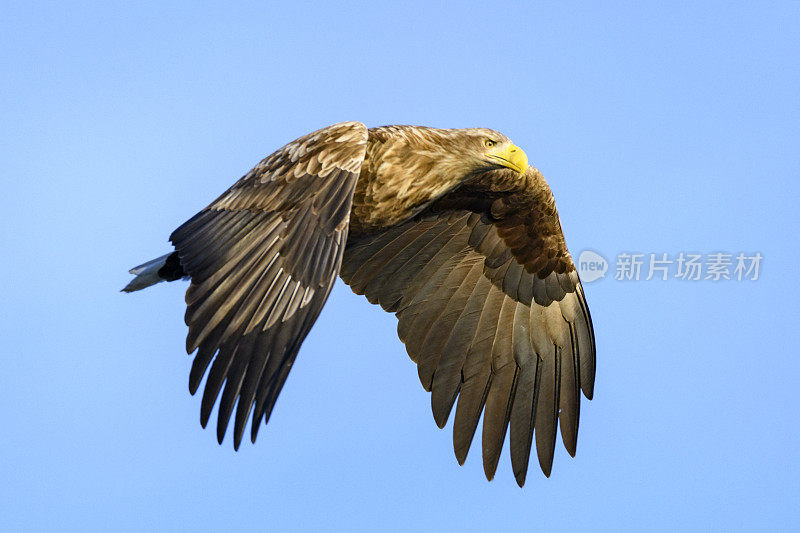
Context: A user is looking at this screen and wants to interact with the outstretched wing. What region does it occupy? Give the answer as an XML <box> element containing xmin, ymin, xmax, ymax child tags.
<box><xmin>170</xmin><ymin>121</ymin><xmax>368</xmax><ymax>448</ymax></box>
<box><xmin>340</xmin><ymin>166</ymin><xmax>595</xmax><ymax>486</ymax></box>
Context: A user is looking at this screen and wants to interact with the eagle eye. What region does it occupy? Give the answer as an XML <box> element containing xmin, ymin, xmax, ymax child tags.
<box><xmin>484</xmin><ymin>139</ymin><xmax>496</xmax><ymax>148</ymax></box>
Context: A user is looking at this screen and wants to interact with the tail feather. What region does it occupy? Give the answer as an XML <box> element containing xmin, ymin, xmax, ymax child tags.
<box><xmin>122</xmin><ymin>253</ymin><xmax>173</xmax><ymax>292</ymax></box>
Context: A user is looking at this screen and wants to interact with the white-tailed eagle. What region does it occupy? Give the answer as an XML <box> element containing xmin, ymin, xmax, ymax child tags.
<box><xmin>124</xmin><ymin>122</ymin><xmax>595</xmax><ymax>486</ymax></box>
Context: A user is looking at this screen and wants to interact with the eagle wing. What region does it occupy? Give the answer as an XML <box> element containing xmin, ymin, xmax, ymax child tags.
<box><xmin>169</xmin><ymin>121</ymin><xmax>368</xmax><ymax>448</ymax></box>
<box><xmin>340</xmin><ymin>167</ymin><xmax>595</xmax><ymax>486</ymax></box>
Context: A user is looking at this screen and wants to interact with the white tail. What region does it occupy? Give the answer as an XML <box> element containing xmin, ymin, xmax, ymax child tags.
<box><xmin>122</xmin><ymin>253</ymin><xmax>172</xmax><ymax>292</ymax></box>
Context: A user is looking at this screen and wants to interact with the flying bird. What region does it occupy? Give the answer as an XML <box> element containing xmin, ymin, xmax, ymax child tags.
<box><xmin>124</xmin><ymin>121</ymin><xmax>595</xmax><ymax>486</ymax></box>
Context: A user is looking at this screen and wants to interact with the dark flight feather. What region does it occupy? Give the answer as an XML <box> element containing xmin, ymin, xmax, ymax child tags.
<box><xmin>167</xmin><ymin>122</ymin><xmax>368</xmax><ymax>444</ymax></box>
<box><xmin>342</xmin><ymin>182</ymin><xmax>596</xmax><ymax>483</ymax></box>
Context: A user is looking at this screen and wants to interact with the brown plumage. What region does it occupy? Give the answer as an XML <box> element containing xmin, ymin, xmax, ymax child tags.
<box><xmin>123</xmin><ymin>121</ymin><xmax>595</xmax><ymax>486</ymax></box>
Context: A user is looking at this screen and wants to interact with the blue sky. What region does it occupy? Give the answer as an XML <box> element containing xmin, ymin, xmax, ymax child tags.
<box><xmin>2</xmin><ymin>1</ymin><xmax>798</xmax><ymax>530</ymax></box>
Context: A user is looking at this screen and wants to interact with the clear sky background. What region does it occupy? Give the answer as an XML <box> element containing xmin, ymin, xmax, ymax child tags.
<box><xmin>2</xmin><ymin>1</ymin><xmax>798</xmax><ymax>531</ymax></box>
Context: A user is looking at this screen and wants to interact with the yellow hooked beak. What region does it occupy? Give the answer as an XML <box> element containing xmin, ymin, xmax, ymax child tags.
<box><xmin>488</xmin><ymin>144</ymin><xmax>528</xmax><ymax>174</ymax></box>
